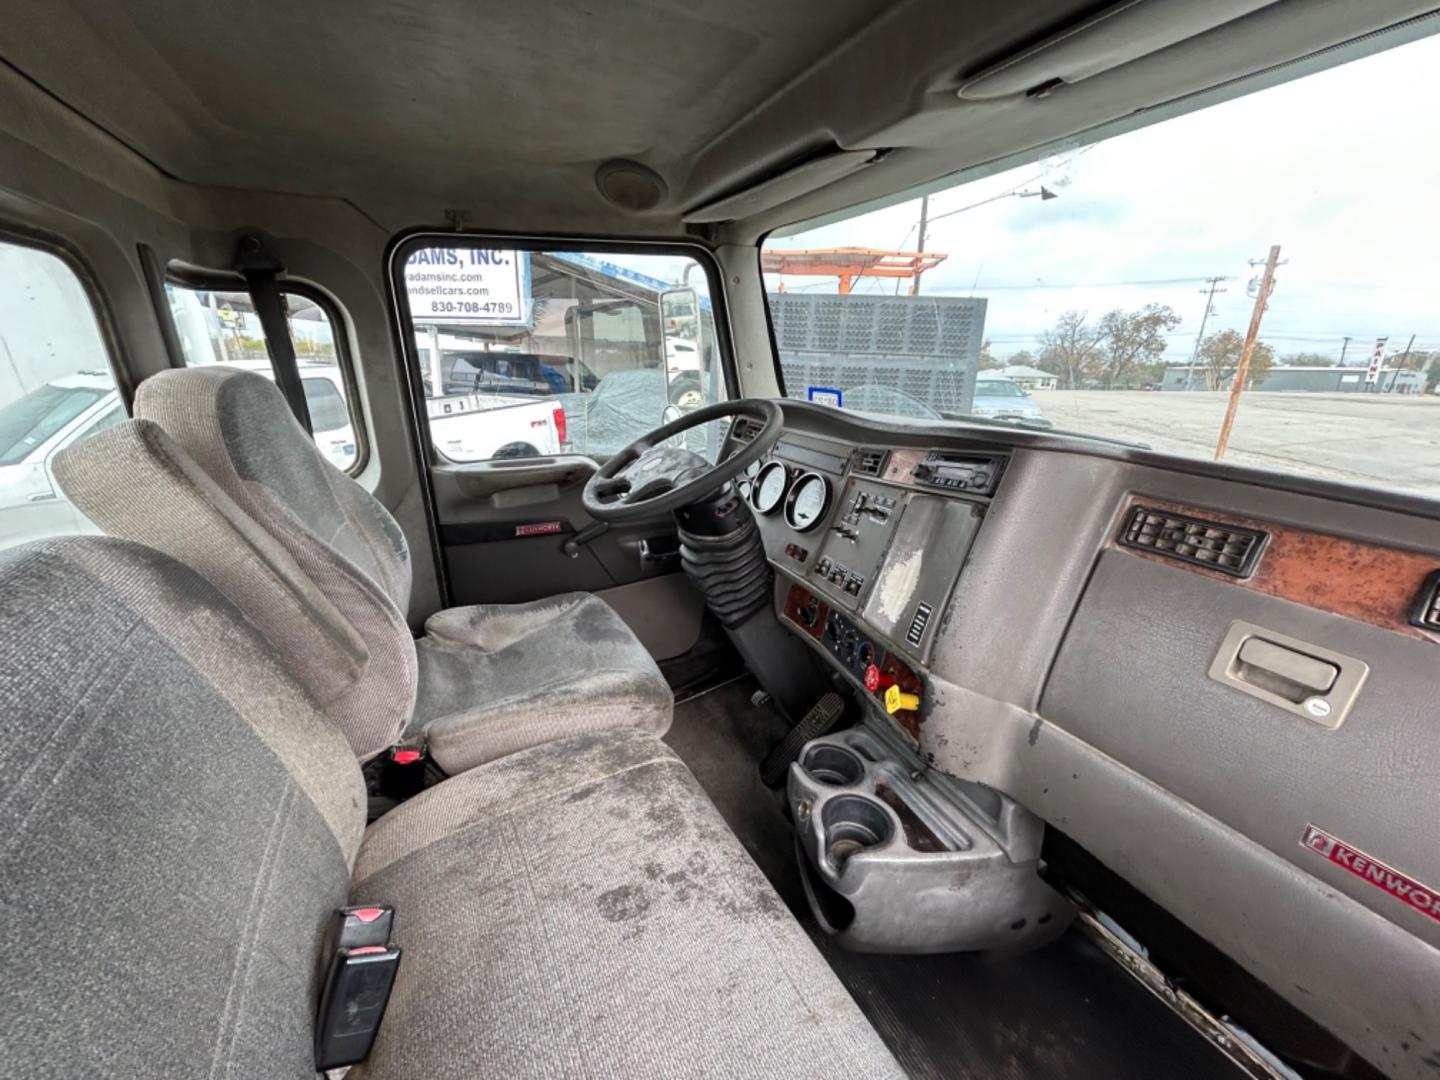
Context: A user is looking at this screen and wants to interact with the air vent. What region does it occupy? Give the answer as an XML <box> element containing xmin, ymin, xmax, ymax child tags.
<box><xmin>1410</xmin><ymin>570</ymin><xmax>1440</xmax><ymax>631</ymax></box>
<box><xmin>854</xmin><ymin>448</ymin><xmax>888</xmax><ymax>476</ymax></box>
<box><xmin>731</xmin><ymin>417</ymin><xmax>761</xmax><ymax>443</ymax></box>
<box><xmin>1119</xmin><ymin>506</ymin><xmax>1267</xmax><ymax>578</ymax></box>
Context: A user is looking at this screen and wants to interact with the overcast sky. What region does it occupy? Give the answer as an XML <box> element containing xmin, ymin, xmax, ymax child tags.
<box><xmin>764</xmin><ymin>31</ymin><xmax>1440</xmax><ymax>365</ymax></box>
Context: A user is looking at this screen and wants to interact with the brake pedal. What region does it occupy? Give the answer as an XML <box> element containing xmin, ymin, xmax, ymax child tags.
<box><xmin>760</xmin><ymin>691</ymin><xmax>845</xmax><ymax>788</ymax></box>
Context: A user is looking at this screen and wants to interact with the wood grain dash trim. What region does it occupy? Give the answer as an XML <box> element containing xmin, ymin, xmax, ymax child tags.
<box><xmin>1112</xmin><ymin>497</ymin><xmax>1440</xmax><ymax>644</ymax></box>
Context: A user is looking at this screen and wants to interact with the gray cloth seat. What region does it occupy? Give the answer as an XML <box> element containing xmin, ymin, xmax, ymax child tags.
<box><xmin>414</xmin><ymin>592</ymin><xmax>676</xmax><ymax>774</ymax></box>
<box><xmin>350</xmin><ymin>727</ymin><xmax>904</xmax><ymax>1078</ymax></box>
<box><xmin>54</xmin><ymin>366</ymin><xmax>672</xmax><ymax>771</ymax></box>
<box><xmin>2</xmin><ymin>535</ymin><xmax>901</xmax><ymax>1079</ymax></box>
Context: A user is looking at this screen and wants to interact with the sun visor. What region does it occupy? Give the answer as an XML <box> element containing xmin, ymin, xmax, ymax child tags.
<box><xmin>683</xmin><ymin>148</ymin><xmax>878</xmax><ymax>224</ymax></box>
<box><xmin>958</xmin><ymin>0</ymin><xmax>1280</xmax><ymax>100</ymax></box>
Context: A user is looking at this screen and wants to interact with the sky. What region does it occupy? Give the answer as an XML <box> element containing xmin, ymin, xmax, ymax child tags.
<box><xmin>764</xmin><ymin>30</ymin><xmax>1440</xmax><ymax>366</ymax></box>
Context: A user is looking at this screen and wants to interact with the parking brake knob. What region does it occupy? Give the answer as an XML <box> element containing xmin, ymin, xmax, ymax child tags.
<box><xmin>864</xmin><ymin>664</ymin><xmax>896</xmax><ymax>693</ymax></box>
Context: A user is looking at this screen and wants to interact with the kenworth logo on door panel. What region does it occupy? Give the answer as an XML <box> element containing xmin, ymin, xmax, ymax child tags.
<box><xmin>1301</xmin><ymin>825</ymin><xmax>1440</xmax><ymax>925</ymax></box>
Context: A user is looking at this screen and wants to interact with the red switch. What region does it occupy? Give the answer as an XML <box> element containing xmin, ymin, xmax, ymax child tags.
<box><xmin>864</xmin><ymin>664</ymin><xmax>896</xmax><ymax>693</ymax></box>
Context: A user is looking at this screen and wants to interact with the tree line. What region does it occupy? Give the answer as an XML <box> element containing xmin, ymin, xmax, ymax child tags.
<box><xmin>977</xmin><ymin>306</ymin><xmax>1439</xmax><ymax>390</ymax></box>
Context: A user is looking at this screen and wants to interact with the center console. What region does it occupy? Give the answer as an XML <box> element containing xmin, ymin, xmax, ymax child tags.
<box><xmin>725</xmin><ymin>424</ymin><xmax>1075</xmax><ymax>954</ymax></box>
<box><xmin>788</xmin><ymin>724</ymin><xmax>1072</xmax><ymax>953</ymax></box>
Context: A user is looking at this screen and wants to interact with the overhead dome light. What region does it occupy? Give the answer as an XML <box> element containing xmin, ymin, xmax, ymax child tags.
<box><xmin>595</xmin><ymin>159</ymin><xmax>669</xmax><ymax>212</ymax></box>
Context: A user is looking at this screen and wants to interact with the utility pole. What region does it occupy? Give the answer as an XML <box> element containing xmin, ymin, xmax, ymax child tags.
<box><xmin>1339</xmin><ymin>335</ymin><xmax>1352</xmax><ymax>366</ymax></box>
<box><xmin>1215</xmin><ymin>245</ymin><xmax>1282</xmax><ymax>461</ymax></box>
<box><xmin>910</xmin><ymin>194</ymin><xmax>930</xmax><ymax>296</ymax></box>
<box><xmin>1396</xmin><ymin>333</ymin><xmax>1416</xmax><ymax>394</ymax></box>
<box><xmin>1183</xmin><ymin>276</ymin><xmax>1228</xmax><ymax>391</ymax></box>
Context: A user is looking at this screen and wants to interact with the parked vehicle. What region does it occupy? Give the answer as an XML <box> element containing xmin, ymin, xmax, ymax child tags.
<box><xmin>0</xmin><ymin>370</ymin><xmax>122</xmax><ymax>546</ymax></box>
<box><xmin>437</xmin><ymin>350</ymin><xmax>551</xmax><ymax>397</ymax></box>
<box><xmin>562</xmin><ymin>368</ymin><xmax>708</xmax><ymax>455</ymax></box>
<box><xmin>0</xmin><ymin>363</ymin><xmax>363</xmax><ymax>549</ymax></box>
<box><xmin>969</xmin><ymin>376</ymin><xmax>1051</xmax><ymax>426</ymax></box>
<box><xmin>426</xmin><ymin>390</ymin><xmax>566</xmax><ymax>460</ymax></box>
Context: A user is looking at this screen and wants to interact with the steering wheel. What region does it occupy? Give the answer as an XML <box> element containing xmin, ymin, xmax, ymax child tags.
<box><xmin>581</xmin><ymin>398</ymin><xmax>783</xmax><ymax>522</ymax></box>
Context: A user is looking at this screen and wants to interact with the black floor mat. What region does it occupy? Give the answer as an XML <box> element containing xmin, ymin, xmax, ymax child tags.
<box><xmin>665</xmin><ymin>677</ymin><xmax>1240</xmax><ymax>1080</ymax></box>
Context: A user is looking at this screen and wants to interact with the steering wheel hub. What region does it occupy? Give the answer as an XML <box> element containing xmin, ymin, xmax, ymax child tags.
<box><xmin>581</xmin><ymin>399</ymin><xmax>783</xmax><ymax>522</ymax></box>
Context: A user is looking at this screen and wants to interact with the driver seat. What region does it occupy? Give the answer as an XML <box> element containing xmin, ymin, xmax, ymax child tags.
<box><xmin>56</xmin><ymin>367</ymin><xmax>672</xmax><ymax>774</ymax></box>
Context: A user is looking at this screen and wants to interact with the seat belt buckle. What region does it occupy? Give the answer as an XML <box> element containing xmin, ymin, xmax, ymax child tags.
<box><xmin>384</xmin><ymin>741</ymin><xmax>429</xmax><ymax>799</ymax></box>
<box><xmin>336</xmin><ymin>904</ymin><xmax>394</xmax><ymax>949</ymax></box>
<box><xmin>315</xmin><ymin>905</ymin><xmax>400</xmax><ymax>1070</ymax></box>
<box><xmin>314</xmin><ymin>943</ymin><xmax>402</xmax><ymax>1070</ymax></box>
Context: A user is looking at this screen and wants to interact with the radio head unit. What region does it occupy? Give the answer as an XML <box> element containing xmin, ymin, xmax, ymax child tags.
<box><xmin>910</xmin><ymin>451</ymin><xmax>1005</xmax><ymax>496</ymax></box>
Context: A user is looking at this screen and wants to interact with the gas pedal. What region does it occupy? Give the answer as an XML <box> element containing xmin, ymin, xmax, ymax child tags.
<box><xmin>759</xmin><ymin>691</ymin><xmax>845</xmax><ymax>788</ymax></box>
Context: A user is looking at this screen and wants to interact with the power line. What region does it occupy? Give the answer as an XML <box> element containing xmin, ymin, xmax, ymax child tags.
<box><xmin>940</xmin><ymin>275</ymin><xmax>1241</xmax><ymax>290</ymax></box>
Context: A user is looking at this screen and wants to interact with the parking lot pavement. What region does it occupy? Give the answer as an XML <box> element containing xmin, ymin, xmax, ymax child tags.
<box><xmin>1031</xmin><ymin>390</ymin><xmax>1440</xmax><ymax>496</ymax></box>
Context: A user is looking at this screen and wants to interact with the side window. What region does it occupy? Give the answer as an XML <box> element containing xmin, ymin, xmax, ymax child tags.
<box><xmin>398</xmin><ymin>246</ymin><xmax>725</xmax><ymax>461</ymax></box>
<box><xmin>0</xmin><ymin>239</ymin><xmax>118</xmax><ymax>551</ymax></box>
<box><xmin>164</xmin><ymin>283</ymin><xmax>362</xmax><ymax>471</ymax></box>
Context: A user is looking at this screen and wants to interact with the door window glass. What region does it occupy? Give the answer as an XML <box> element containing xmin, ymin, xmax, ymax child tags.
<box><xmin>164</xmin><ymin>283</ymin><xmax>361</xmax><ymax>471</ymax></box>
<box><xmin>399</xmin><ymin>247</ymin><xmax>725</xmax><ymax>461</ymax></box>
<box><xmin>0</xmin><ymin>240</ymin><xmax>118</xmax><ymax>550</ymax></box>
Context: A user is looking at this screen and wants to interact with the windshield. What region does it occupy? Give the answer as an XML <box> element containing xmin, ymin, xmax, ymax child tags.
<box><xmin>0</xmin><ymin>384</ymin><xmax>107</xmax><ymax>465</ymax></box>
<box><xmin>762</xmin><ymin>32</ymin><xmax>1440</xmax><ymax>499</ymax></box>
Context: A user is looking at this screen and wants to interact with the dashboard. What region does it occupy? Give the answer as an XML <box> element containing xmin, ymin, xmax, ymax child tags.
<box><xmin>715</xmin><ymin>399</ymin><xmax>1440</xmax><ymax>1076</ymax></box>
<box><xmin>725</xmin><ymin>416</ymin><xmax>1008</xmax><ymax>741</ymax></box>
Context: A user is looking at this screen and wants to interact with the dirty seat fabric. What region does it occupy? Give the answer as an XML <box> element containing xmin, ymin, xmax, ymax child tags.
<box><xmin>104</xmin><ymin>366</ymin><xmax>672</xmax><ymax>770</ymax></box>
<box><xmin>3</xmin><ymin>537</ymin><xmax>900</xmax><ymax>1079</ymax></box>
<box><xmin>53</xmin><ymin>418</ymin><xmax>389</xmax><ymax>758</ymax></box>
<box><xmin>0</xmin><ymin>537</ymin><xmax>364</xmax><ymax>1078</ymax></box>
<box><xmin>412</xmin><ymin>593</ymin><xmax>673</xmax><ymax>774</ymax></box>
<box><xmin>351</xmin><ymin>729</ymin><xmax>905</xmax><ymax>1079</ymax></box>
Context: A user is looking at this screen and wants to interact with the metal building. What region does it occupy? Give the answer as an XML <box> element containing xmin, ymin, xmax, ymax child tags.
<box><xmin>1160</xmin><ymin>364</ymin><xmax>1425</xmax><ymax>393</ymax></box>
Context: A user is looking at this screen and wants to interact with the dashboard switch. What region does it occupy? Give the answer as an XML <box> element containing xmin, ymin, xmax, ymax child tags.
<box><xmin>884</xmin><ymin>685</ymin><xmax>920</xmax><ymax>714</ymax></box>
<box><xmin>864</xmin><ymin>664</ymin><xmax>896</xmax><ymax>693</ymax></box>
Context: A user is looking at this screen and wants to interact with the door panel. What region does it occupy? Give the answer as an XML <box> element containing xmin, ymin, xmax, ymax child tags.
<box><xmin>595</xmin><ymin>574</ymin><xmax>705</xmax><ymax>660</ymax></box>
<box><xmin>394</xmin><ymin>240</ymin><xmax>730</xmax><ymax>659</ymax></box>
<box><xmin>432</xmin><ymin>455</ymin><xmax>692</xmax><ymax>605</ymax></box>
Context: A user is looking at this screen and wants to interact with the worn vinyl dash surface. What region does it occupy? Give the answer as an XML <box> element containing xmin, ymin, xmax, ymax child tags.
<box><xmin>665</xmin><ymin>678</ymin><xmax>1240</xmax><ymax>1080</ymax></box>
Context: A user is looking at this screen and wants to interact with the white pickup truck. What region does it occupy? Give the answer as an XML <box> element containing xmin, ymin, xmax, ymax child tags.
<box><xmin>424</xmin><ymin>392</ymin><xmax>566</xmax><ymax>460</ymax></box>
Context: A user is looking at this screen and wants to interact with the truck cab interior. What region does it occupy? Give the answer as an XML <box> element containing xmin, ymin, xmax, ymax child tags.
<box><xmin>2</xmin><ymin>3</ymin><xmax>1438</xmax><ymax>1078</ymax></box>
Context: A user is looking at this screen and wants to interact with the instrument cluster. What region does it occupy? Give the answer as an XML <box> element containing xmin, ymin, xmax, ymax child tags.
<box><xmin>745</xmin><ymin>460</ymin><xmax>831</xmax><ymax>533</ymax></box>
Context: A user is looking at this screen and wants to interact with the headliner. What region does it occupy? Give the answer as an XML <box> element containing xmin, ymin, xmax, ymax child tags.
<box><xmin>1</xmin><ymin>0</ymin><xmax>1435</xmax><ymax>239</ymax></box>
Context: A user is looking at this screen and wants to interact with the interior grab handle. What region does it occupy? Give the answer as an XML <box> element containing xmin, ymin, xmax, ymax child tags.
<box><xmin>1235</xmin><ymin>636</ymin><xmax>1337</xmax><ymax>692</ymax></box>
<box><xmin>1208</xmin><ymin>620</ymin><xmax>1368</xmax><ymax>729</ymax></box>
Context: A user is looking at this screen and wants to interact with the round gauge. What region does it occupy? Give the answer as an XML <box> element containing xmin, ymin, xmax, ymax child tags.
<box><xmin>736</xmin><ymin>458</ymin><xmax>762</xmax><ymax>499</ymax></box>
<box><xmin>750</xmin><ymin>461</ymin><xmax>789</xmax><ymax>514</ymax></box>
<box><xmin>785</xmin><ymin>472</ymin><xmax>830</xmax><ymax>532</ymax></box>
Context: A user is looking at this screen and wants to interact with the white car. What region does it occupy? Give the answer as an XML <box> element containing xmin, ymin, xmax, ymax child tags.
<box><xmin>0</xmin><ymin>363</ymin><xmax>363</xmax><ymax>550</ymax></box>
<box><xmin>0</xmin><ymin>370</ymin><xmax>124</xmax><ymax>548</ymax></box>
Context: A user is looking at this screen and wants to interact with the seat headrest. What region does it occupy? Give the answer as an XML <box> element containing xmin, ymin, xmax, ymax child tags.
<box><xmin>135</xmin><ymin>367</ymin><xmax>412</xmax><ymax>613</ymax></box>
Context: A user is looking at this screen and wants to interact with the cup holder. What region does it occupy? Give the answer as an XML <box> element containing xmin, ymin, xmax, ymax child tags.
<box><xmin>822</xmin><ymin>795</ymin><xmax>894</xmax><ymax>868</ymax></box>
<box><xmin>801</xmin><ymin>744</ymin><xmax>865</xmax><ymax>786</ymax></box>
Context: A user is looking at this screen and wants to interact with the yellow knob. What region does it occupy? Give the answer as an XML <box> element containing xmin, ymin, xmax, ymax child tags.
<box><xmin>884</xmin><ymin>685</ymin><xmax>920</xmax><ymax>714</ymax></box>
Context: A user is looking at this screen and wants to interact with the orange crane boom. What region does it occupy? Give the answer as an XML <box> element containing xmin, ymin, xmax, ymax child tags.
<box><xmin>760</xmin><ymin>247</ymin><xmax>947</xmax><ymax>295</ymax></box>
